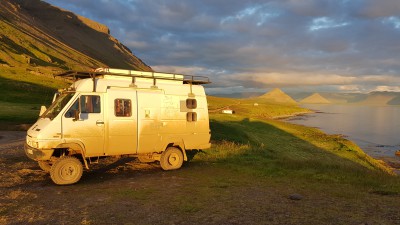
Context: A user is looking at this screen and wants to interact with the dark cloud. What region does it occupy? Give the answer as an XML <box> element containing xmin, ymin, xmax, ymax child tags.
<box><xmin>45</xmin><ymin>0</ymin><xmax>400</xmax><ymax>93</ymax></box>
<box><xmin>355</xmin><ymin>0</ymin><xmax>400</xmax><ymax>18</ymax></box>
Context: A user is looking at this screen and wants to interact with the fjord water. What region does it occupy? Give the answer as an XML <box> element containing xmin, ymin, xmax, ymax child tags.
<box><xmin>287</xmin><ymin>104</ymin><xmax>400</xmax><ymax>158</ymax></box>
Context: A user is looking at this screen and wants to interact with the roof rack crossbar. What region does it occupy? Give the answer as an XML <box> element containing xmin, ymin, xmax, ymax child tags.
<box><xmin>55</xmin><ymin>70</ymin><xmax>211</xmax><ymax>85</ymax></box>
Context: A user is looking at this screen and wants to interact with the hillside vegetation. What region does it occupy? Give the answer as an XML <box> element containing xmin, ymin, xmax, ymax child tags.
<box><xmin>255</xmin><ymin>88</ymin><xmax>297</xmax><ymax>105</ymax></box>
<box><xmin>0</xmin><ymin>0</ymin><xmax>153</xmax><ymax>126</ymax></box>
<box><xmin>0</xmin><ymin>0</ymin><xmax>151</xmax><ymax>71</ymax></box>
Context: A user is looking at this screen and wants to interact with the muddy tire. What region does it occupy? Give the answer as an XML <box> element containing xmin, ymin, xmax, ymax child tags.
<box><xmin>50</xmin><ymin>156</ymin><xmax>83</xmax><ymax>185</ymax></box>
<box><xmin>137</xmin><ymin>155</ymin><xmax>156</xmax><ymax>163</ymax></box>
<box><xmin>160</xmin><ymin>147</ymin><xmax>184</xmax><ymax>170</ymax></box>
<box><xmin>38</xmin><ymin>161</ymin><xmax>52</xmax><ymax>172</ymax></box>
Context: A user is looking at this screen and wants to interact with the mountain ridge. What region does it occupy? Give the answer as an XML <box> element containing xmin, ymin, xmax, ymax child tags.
<box><xmin>0</xmin><ymin>0</ymin><xmax>152</xmax><ymax>72</ymax></box>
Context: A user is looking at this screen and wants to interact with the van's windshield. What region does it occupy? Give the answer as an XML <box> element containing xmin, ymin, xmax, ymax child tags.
<box><xmin>41</xmin><ymin>92</ymin><xmax>75</xmax><ymax>120</ymax></box>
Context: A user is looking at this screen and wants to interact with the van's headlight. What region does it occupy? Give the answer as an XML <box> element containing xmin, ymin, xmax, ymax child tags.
<box><xmin>28</xmin><ymin>140</ymin><xmax>39</xmax><ymax>148</ymax></box>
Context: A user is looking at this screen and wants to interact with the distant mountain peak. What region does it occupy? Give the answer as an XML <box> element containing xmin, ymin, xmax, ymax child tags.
<box><xmin>258</xmin><ymin>88</ymin><xmax>297</xmax><ymax>104</ymax></box>
<box><xmin>300</xmin><ymin>93</ymin><xmax>331</xmax><ymax>104</ymax></box>
<box><xmin>358</xmin><ymin>92</ymin><xmax>398</xmax><ymax>105</ymax></box>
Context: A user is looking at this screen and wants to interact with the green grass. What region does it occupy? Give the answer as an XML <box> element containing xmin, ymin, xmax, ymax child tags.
<box><xmin>0</xmin><ymin>101</ymin><xmax>40</xmax><ymax>123</ymax></box>
<box><xmin>0</xmin><ymin>68</ymin><xmax>69</xmax><ymax>124</ymax></box>
<box><xmin>194</xmin><ymin>114</ymin><xmax>400</xmax><ymax>193</ymax></box>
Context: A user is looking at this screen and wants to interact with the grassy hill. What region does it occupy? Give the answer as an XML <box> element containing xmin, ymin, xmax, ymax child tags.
<box><xmin>0</xmin><ymin>0</ymin><xmax>153</xmax><ymax>126</ymax></box>
<box><xmin>255</xmin><ymin>88</ymin><xmax>297</xmax><ymax>105</ymax></box>
<box><xmin>0</xmin><ymin>0</ymin><xmax>151</xmax><ymax>71</ymax></box>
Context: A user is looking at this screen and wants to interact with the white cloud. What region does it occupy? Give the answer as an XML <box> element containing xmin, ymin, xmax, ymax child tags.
<box><xmin>382</xmin><ymin>16</ymin><xmax>400</xmax><ymax>29</ymax></box>
<box><xmin>338</xmin><ymin>85</ymin><xmax>362</xmax><ymax>92</ymax></box>
<box><xmin>232</xmin><ymin>72</ymin><xmax>356</xmax><ymax>87</ymax></box>
<box><xmin>309</xmin><ymin>17</ymin><xmax>350</xmax><ymax>31</ymax></box>
<box><xmin>373</xmin><ymin>86</ymin><xmax>400</xmax><ymax>92</ymax></box>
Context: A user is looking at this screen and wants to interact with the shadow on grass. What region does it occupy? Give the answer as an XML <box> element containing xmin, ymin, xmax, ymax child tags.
<box><xmin>0</xmin><ymin>75</ymin><xmax>56</xmax><ymax>104</ymax></box>
<box><xmin>0</xmin><ymin>76</ymin><xmax>58</xmax><ymax>125</ymax></box>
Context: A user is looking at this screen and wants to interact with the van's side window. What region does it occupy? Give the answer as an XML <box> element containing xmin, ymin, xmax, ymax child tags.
<box><xmin>81</xmin><ymin>95</ymin><xmax>101</xmax><ymax>113</ymax></box>
<box><xmin>186</xmin><ymin>99</ymin><xmax>197</xmax><ymax>109</ymax></box>
<box><xmin>115</xmin><ymin>99</ymin><xmax>131</xmax><ymax>117</ymax></box>
<box><xmin>65</xmin><ymin>95</ymin><xmax>100</xmax><ymax>117</ymax></box>
<box><xmin>65</xmin><ymin>99</ymin><xmax>79</xmax><ymax>118</ymax></box>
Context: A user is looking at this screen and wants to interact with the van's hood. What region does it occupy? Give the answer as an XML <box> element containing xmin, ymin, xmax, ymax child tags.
<box><xmin>27</xmin><ymin>118</ymin><xmax>53</xmax><ymax>139</ymax></box>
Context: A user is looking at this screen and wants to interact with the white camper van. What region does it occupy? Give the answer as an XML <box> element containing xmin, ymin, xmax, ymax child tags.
<box><xmin>25</xmin><ymin>68</ymin><xmax>211</xmax><ymax>185</ymax></box>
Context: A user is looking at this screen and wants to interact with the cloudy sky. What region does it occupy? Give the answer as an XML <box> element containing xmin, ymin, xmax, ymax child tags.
<box><xmin>45</xmin><ymin>0</ymin><xmax>400</xmax><ymax>94</ymax></box>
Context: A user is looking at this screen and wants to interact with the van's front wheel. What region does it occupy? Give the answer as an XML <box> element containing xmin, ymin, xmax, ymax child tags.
<box><xmin>50</xmin><ymin>156</ymin><xmax>83</xmax><ymax>185</ymax></box>
<box><xmin>160</xmin><ymin>147</ymin><xmax>183</xmax><ymax>170</ymax></box>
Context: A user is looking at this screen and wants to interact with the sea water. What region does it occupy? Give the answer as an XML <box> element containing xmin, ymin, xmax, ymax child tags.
<box><xmin>286</xmin><ymin>104</ymin><xmax>400</xmax><ymax>159</ymax></box>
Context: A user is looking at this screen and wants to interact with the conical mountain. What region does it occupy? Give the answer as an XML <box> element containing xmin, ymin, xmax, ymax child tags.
<box><xmin>258</xmin><ymin>88</ymin><xmax>297</xmax><ymax>104</ymax></box>
<box><xmin>300</xmin><ymin>93</ymin><xmax>331</xmax><ymax>104</ymax></box>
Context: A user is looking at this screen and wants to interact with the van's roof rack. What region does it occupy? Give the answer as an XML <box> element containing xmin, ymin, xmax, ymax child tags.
<box><xmin>56</xmin><ymin>69</ymin><xmax>211</xmax><ymax>85</ymax></box>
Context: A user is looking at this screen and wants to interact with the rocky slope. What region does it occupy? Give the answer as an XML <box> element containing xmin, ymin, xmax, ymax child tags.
<box><xmin>0</xmin><ymin>0</ymin><xmax>151</xmax><ymax>72</ymax></box>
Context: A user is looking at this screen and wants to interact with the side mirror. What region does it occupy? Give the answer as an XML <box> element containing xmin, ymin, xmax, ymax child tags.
<box><xmin>73</xmin><ymin>109</ymin><xmax>80</xmax><ymax>121</ymax></box>
<box><xmin>39</xmin><ymin>106</ymin><xmax>47</xmax><ymax>116</ymax></box>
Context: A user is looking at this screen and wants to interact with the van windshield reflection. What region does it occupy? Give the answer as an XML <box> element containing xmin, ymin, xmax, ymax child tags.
<box><xmin>41</xmin><ymin>93</ymin><xmax>74</xmax><ymax>120</ymax></box>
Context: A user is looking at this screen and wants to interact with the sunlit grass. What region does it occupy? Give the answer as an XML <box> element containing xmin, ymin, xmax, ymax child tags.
<box><xmin>193</xmin><ymin>111</ymin><xmax>400</xmax><ymax>194</ymax></box>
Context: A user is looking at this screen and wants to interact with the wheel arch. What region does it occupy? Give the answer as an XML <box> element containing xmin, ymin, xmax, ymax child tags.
<box><xmin>54</xmin><ymin>142</ymin><xmax>89</xmax><ymax>169</ymax></box>
<box><xmin>164</xmin><ymin>141</ymin><xmax>187</xmax><ymax>161</ymax></box>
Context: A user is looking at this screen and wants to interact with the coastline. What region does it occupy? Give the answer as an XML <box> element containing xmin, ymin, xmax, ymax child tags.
<box><xmin>272</xmin><ymin>110</ymin><xmax>314</xmax><ymax>120</ymax></box>
<box><xmin>283</xmin><ymin>110</ymin><xmax>400</xmax><ymax>175</ymax></box>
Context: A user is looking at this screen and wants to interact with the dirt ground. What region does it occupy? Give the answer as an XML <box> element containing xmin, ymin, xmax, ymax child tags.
<box><xmin>1</xmin><ymin>131</ymin><xmax>400</xmax><ymax>225</ymax></box>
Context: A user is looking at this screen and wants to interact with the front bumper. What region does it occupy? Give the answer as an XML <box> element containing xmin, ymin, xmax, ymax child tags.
<box><xmin>24</xmin><ymin>143</ymin><xmax>53</xmax><ymax>161</ymax></box>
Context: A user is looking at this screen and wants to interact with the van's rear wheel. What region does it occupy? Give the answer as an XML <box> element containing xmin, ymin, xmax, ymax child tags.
<box><xmin>38</xmin><ymin>161</ymin><xmax>52</xmax><ymax>172</ymax></box>
<box><xmin>160</xmin><ymin>147</ymin><xmax>183</xmax><ymax>170</ymax></box>
<box><xmin>50</xmin><ymin>156</ymin><xmax>83</xmax><ymax>185</ymax></box>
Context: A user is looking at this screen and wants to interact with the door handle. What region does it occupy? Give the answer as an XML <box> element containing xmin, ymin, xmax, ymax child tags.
<box><xmin>96</xmin><ymin>120</ymin><xmax>104</xmax><ymax>125</ymax></box>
